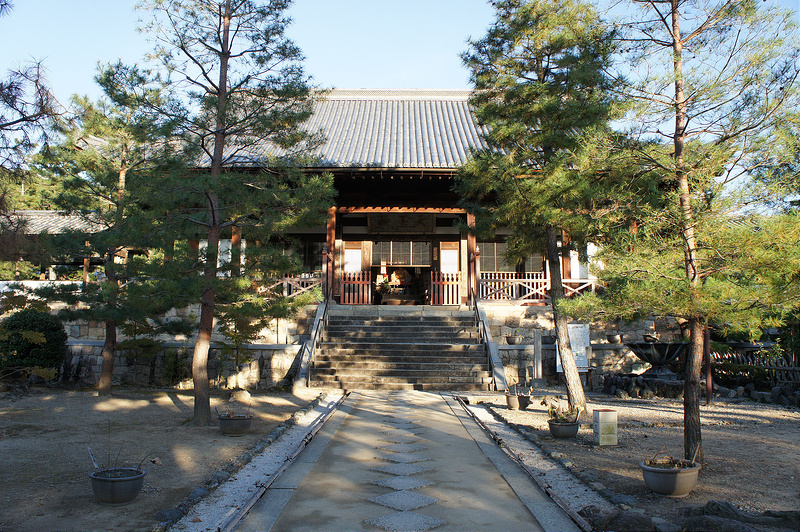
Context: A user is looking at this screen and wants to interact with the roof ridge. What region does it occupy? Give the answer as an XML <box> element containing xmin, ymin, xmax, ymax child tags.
<box><xmin>324</xmin><ymin>89</ymin><xmax>472</xmax><ymax>101</ymax></box>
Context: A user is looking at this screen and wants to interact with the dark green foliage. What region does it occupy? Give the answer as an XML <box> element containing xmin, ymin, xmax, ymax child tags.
<box><xmin>0</xmin><ymin>309</ymin><xmax>67</xmax><ymax>369</ymax></box>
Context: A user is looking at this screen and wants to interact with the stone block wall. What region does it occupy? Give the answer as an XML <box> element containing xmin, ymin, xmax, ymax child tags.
<box><xmin>482</xmin><ymin>305</ymin><xmax>683</xmax><ymax>388</ymax></box>
<box><xmin>59</xmin><ymin>304</ymin><xmax>317</xmax><ymax>390</ymax></box>
<box><xmin>62</xmin><ymin>342</ymin><xmax>303</xmax><ymax>390</ymax></box>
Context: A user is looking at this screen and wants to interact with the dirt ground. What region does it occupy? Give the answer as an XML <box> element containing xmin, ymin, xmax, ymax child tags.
<box><xmin>1</xmin><ymin>387</ymin><xmax>798</xmax><ymax>532</ymax></box>
<box><xmin>0</xmin><ymin>386</ymin><xmax>320</xmax><ymax>532</ymax></box>
<box><xmin>480</xmin><ymin>393</ymin><xmax>800</xmax><ymax>531</ymax></box>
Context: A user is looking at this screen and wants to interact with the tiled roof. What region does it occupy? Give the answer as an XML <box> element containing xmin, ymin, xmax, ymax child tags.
<box><xmin>12</xmin><ymin>210</ymin><xmax>105</xmax><ymax>234</ymax></box>
<box><xmin>230</xmin><ymin>89</ymin><xmax>487</xmax><ymax>169</ymax></box>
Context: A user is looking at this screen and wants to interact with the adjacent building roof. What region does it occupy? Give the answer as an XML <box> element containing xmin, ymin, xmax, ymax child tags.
<box><xmin>241</xmin><ymin>89</ymin><xmax>488</xmax><ymax>170</ymax></box>
<box><xmin>11</xmin><ymin>210</ymin><xmax>105</xmax><ymax>234</ymax></box>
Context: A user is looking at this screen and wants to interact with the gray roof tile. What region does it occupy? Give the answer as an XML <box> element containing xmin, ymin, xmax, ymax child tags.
<box><xmin>12</xmin><ymin>210</ymin><xmax>105</xmax><ymax>234</ymax></box>
<box><xmin>231</xmin><ymin>89</ymin><xmax>487</xmax><ymax>169</ymax></box>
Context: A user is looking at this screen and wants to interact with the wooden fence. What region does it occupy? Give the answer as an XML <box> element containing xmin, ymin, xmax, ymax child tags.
<box><xmin>429</xmin><ymin>272</ymin><xmax>460</xmax><ymax>305</ymax></box>
<box><xmin>711</xmin><ymin>351</ymin><xmax>800</xmax><ymax>385</ymax></box>
<box><xmin>340</xmin><ymin>271</ymin><xmax>372</xmax><ymax>305</ymax></box>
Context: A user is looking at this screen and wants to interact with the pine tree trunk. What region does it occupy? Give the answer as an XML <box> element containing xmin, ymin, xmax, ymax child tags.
<box><xmin>191</xmin><ymin>1</ymin><xmax>231</xmax><ymax>426</ymax></box>
<box><xmin>684</xmin><ymin>317</ymin><xmax>704</xmax><ymax>462</ymax></box>
<box><xmin>192</xmin><ymin>219</ymin><xmax>220</xmax><ymax>426</ymax></box>
<box><xmin>98</xmin><ymin>250</ymin><xmax>120</xmax><ymax>396</ymax></box>
<box><xmin>671</xmin><ymin>0</ymin><xmax>703</xmax><ymax>461</ymax></box>
<box><xmin>98</xmin><ymin>320</ymin><xmax>116</xmax><ymax>396</ymax></box>
<box><xmin>546</xmin><ymin>225</ymin><xmax>586</xmax><ymax>411</ymax></box>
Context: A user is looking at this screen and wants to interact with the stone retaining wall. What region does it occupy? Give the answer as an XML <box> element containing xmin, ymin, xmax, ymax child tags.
<box><xmin>59</xmin><ymin>305</ymin><xmax>317</xmax><ymax>390</ymax></box>
<box><xmin>62</xmin><ymin>341</ymin><xmax>303</xmax><ymax>390</ymax></box>
<box><xmin>481</xmin><ymin>306</ymin><xmax>683</xmax><ymax>389</ymax></box>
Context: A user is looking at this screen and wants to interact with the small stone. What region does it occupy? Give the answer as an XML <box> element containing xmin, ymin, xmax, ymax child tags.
<box><xmin>727</xmin><ymin>389</ymin><xmax>737</xmax><ymax>399</ymax></box>
<box><xmin>615</xmin><ymin>389</ymin><xmax>631</xmax><ymax>400</ymax></box>
<box><xmin>186</xmin><ymin>487</ymin><xmax>210</xmax><ymax>503</ymax></box>
<box><xmin>676</xmin><ymin>515</ymin><xmax>759</xmax><ymax>532</ymax></box>
<box><xmin>652</xmin><ymin>516</ymin><xmax>681</xmax><ymax>532</ymax></box>
<box><xmin>155</xmin><ymin>507</ymin><xmax>185</xmax><ymax>523</ymax></box>
<box><xmin>736</xmin><ymin>386</ymin><xmax>746</xmax><ymax>397</ymax></box>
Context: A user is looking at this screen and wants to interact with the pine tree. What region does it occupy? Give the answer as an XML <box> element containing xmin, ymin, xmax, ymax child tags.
<box><xmin>32</xmin><ymin>66</ymin><xmax>188</xmax><ymax>395</ymax></box>
<box><xmin>458</xmin><ymin>0</ymin><xmax>622</xmax><ymax>411</ymax></box>
<box><xmin>127</xmin><ymin>0</ymin><xmax>335</xmax><ymax>424</ymax></box>
<box><xmin>572</xmin><ymin>0</ymin><xmax>800</xmax><ymax>461</ymax></box>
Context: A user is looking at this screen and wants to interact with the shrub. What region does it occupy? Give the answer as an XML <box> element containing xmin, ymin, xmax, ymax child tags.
<box><xmin>0</xmin><ymin>309</ymin><xmax>68</xmax><ymax>369</ymax></box>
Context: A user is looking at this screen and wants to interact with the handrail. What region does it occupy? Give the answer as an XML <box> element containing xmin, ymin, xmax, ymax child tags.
<box><xmin>293</xmin><ymin>283</ymin><xmax>333</xmax><ymax>390</ymax></box>
<box><xmin>469</xmin><ymin>287</ymin><xmax>508</xmax><ymax>392</ymax></box>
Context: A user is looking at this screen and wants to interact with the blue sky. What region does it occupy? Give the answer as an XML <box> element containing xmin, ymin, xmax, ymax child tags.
<box><xmin>1</xmin><ymin>0</ymin><xmax>797</xmax><ymax>108</ymax></box>
<box><xmin>0</xmin><ymin>0</ymin><xmax>495</xmax><ymax>107</ymax></box>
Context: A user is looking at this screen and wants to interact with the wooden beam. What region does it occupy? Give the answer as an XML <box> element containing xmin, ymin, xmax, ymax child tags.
<box><xmin>337</xmin><ymin>206</ymin><xmax>466</xmax><ymax>214</ymax></box>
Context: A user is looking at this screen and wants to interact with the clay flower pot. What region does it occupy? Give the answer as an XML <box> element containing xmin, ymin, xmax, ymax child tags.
<box><xmin>640</xmin><ymin>456</ymin><xmax>701</xmax><ymax>498</ymax></box>
<box><xmin>547</xmin><ymin>420</ymin><xmax>580</xmax><ymax>438</ymax></box>
<box><xmin>89</xmin><ymin>467</ymin><xmax>146</xmax><ymax>504</ymax></box>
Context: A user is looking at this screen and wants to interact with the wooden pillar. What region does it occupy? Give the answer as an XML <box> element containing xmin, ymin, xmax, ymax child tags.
<box><xmin>231</xmin><ymin>226</ymin><xmax>242</xmax><ymax>275</ymax></box>
<box><xmin>188</xmin><ymin>239</ymin><xmax>199</xmax><ymax>259</ymax></box>
<box><xmin>82</xmin><ymin>241</ymin><xmax>91</xmax><ymax>284</ymax></box>
<box><xmin>466</xmin><ymin>213</ymin><xmax>478</xmax><ymax>302</ymax></box>
<box><xmin>326</xmin><ymin>207</ymin><xmax>336</xmax><ymax>299</ymax></box>
<box><xmin>561</xmin><ymin>230</ymin><xmax>572</xmax><ymax>281</ymax></box>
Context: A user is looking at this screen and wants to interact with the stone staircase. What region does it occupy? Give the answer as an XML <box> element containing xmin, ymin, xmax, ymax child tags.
<box><xmin>310</xmin><ymin>305</ymin><xmax>494</xmax><ymax>391</ymax></box>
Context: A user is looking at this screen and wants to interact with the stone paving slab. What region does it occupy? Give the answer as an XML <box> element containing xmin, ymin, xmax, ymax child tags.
<box><xmin>237</xmin><ymin>390</ymin><xmax>578</xmax><ymax>532</ymax></box>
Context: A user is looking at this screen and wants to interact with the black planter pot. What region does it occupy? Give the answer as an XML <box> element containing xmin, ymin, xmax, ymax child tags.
<box><xmin>89</xmin><ymin>467</ymin><xmax>146</xmax><ymax>504</ymax></box>
<box><xmin>218</xmin><ymin>414</ymin><xmax>253</xmax><ymax>436</ymax></box>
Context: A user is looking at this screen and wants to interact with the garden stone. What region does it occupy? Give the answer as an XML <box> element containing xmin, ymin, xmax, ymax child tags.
<box><xmin>652</xmin><ymin>516</ymin><xmax>681</xmax><ymax>532</ymax></box>
<box><xmin>187</xmin><ymin>487</ymin><xmax>210</xmax><ymax>504</ymax></box>
<box><xmin>602</xmin><ymin>509</ymin><xmax>654</xmax><ymax>531</ymax></box>
<box><xmin>615</xmin><ymin>389</ymin><xmax>630</xmax><ymax>399</ymax></box>
<box><xmin>745</xmin><ymin>382</ymin><xmax>756</xmax><ymax>393</ymax></box>
<box><xmin>727</xmin><ymin>389</ymin><xmax>737</xmax><ymax>399</ymax></box>
<box><xmin>716</xmin><ymin>386</ymin><xmax>729</xmax><ymax>396</ymax></box>
<box><xmin>676</xmin><ymin>515</ymin><xmax>758</xmax><ymax>532</ymax></box>
<box><xmin>771</xmin><ymin>386</ymin><xmax>783</xmax><ymax>402</ymax></box>
<box><xmin>155</xmin><ymin>507</ymin><xmax>185</xmax><ymax>523</ymax></box>
<box><xmin>736</xmin><ymin>386</ymin><xmax>746</xmax><ymax>397</ymax></box>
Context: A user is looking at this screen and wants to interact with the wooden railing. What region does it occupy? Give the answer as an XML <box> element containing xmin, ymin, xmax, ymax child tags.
<box><xmin>340</xmin><ymin>271</ymin><xmax>372</xmax><ymax>305</ymax></box>
<box><xmin>430</xmin><ymin>271</ymin><xmax>460</xmax><ymax>305</ymax></box>
<box><xmin>469</xmin><ymin>287</ymin><xmax>508</xmax><ymax>392</ymax></box>
<box><xmin>478</xmin><ymin>272</ymin><xmax>598</xmax><ymax>304</ymax></box>
<box><xmin>259</xmin><ymin>273</ymin><xmax>323</xmax><ymax>299</ymax></box>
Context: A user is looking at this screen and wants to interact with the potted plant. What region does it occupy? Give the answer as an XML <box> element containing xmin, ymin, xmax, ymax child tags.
<box><xmin>505</xmin><ymin>384</ymin><xmax>532</xmax><ymax>410</ymax></box>
<box><xmin>639</xmin><ymin>450</ymin><xmax>701</xmax><ymax>498</ymax></box>
<box><xmin>216</xmin><ymin>404</ymin><xmax>254</xmax><ymax>436</ymax></box>
<box><xmin>506</xmin><ymin>328</ymin><xmax>524</xmax><ymax>345</ymax></box>
<box><xmin>547</xmin><ymin>404</ymin><xmax>583</xmax><ymax>438</ymax></box>
<box><xmin>87</xmin><ymin>445</ymin><xmax>149</xmax><ymax>504</ymax></box>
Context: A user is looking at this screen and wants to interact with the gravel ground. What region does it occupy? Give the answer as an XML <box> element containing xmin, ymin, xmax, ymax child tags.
<box><xmin>465</xmin><ymin>391</ymin><xmax>800</xmax><ymax>532</ymax></box>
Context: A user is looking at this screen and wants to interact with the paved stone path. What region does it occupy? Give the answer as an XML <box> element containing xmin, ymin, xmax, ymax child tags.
<box><xmin>236</xmin><ymin>390</ymin><xmax>578</xmax><ymax>532</ymax></box>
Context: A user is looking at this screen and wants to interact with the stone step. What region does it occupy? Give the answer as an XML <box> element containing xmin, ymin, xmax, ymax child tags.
<box><xmin>319</xmin><ymin>342</ymin><xmax>484</xmax><ymax>352</ymax></box>
<box><xmin>325</xmin><ymin>325</ymin><xmax>480</xmax><ymax>335</ymax></box>
<box><xmin>309</xmin><ymin>380</ymin><xmax>492</xmax><ymax>391</ymax></box>
<box><xmin>328</xmin><ymin>315</ymin><xmax>475</xmax><ymax>327</ymax></box>
<box><xmin>313</xmin><ymin>367</ymin><xmax>492</xmax><ymax>378</ymax></box>
<box><xmin>317</xmin><ymin>352</ymin><xmax>486</xmax><ymax>363</ymax></box>
<box><xmin>323</xmin><ymin>330</ymin><xmax>481</xmax><ymax>344</ymax></box>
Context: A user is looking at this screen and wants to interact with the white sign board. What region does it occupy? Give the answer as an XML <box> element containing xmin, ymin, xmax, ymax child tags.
<box><xmin>556</xmin><ymin>324</ymin><xmax>591</xmax><ymax>372</ymax></box>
